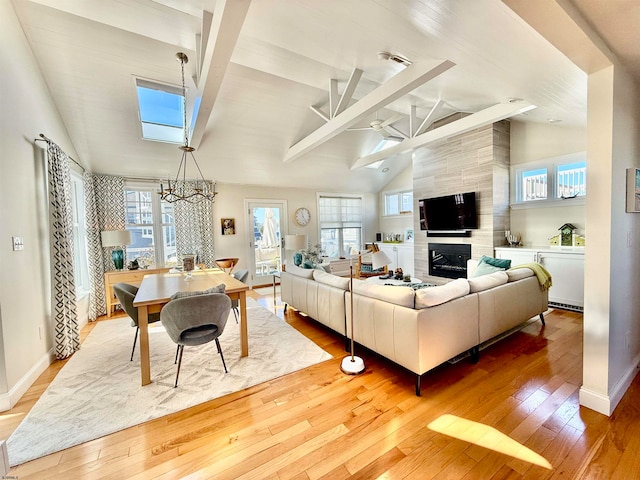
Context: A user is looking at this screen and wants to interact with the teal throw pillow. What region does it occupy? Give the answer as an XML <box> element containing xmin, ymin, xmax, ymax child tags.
<box><xmin>479</xmin><ymin>255</ymin><xmax>511</xmax><ymax>269</ymax></box>
<box><xmin>472</xmin><ymin>261</ymin><xmax>504</xmax><ymax>277</ymax></box>
<box><xmin>170</xmin><ymin>283</ymin><xmax>226</xmax><ymax>300</ymax></box>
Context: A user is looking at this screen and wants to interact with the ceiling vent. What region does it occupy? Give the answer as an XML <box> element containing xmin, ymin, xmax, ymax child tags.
<box><xmin>377</xmin><ymin>51</ymin><xmax>413</xmax><ymax>67</ymax></box>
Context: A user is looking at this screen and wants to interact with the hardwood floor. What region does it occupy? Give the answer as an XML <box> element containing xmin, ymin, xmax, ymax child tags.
<box><xmin>3</xmin><ymin>291</ymin><xmax>639</xmax><ymax>479</ymax></box>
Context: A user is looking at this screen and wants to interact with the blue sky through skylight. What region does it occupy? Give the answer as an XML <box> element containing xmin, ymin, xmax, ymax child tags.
<box><xmin>136</xmin><ymin>81</ymin><xmax>184</xmax><ymax>144</ymax></box>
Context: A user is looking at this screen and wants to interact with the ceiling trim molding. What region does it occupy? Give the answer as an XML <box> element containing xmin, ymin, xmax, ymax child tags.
<box><xmin>350</xmin><ymin>102</ymin><xmax>537</xmax><ymax>170</ymax></box>
<box><xmin>283</xmin><ymin>59</ymin><xmax>455</xmax><ymax>164</ymax></box>
<box><xmin>190</xmin><ymin>0</ymin><xmax>251</xmax><ymax>149</ymax></box>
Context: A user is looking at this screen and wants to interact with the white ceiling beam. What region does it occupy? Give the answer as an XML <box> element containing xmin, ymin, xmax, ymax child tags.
<box><xmin>190</xmin><ymin>0</ymin><xmax>251</xmax><ymax>149</ymax></box>
<box><xmin>310</xmin><ymin>105</ymin><xmax>330</xmax><ymax>122</ymax></box>
<box><xmin>329</xmin><ymin>79</ymin><xmax>339</xmax><ymax>119</ymax></box>
<box><xmin>385</xmin><ymin>124</ymin><xmax>409</xmax><ymax>139</ymax></box>
<box><xmin>414</xmin><ymin>99</ymin><xmax>445</xmax><ymax>137</ymax></box>
<box><xmin>283</xmin><ymin>59</ymin><xmax>455</xmax><ymax>163</ymax></box>
<box><xmin>333</xmin><ymin>68</ymin><xmax>363</xmax><ymax>117</ymax></box>
<box><xmin>350</xmin><ymin>102</ymin><xmax>537</xmax><ymax>169</ymax></box>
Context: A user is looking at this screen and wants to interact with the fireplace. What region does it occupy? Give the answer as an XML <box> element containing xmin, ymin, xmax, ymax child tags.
<box><xmin>428</xmin><ymin>243</ymin><xmax>471</xmax><ymax>279</ymax></box>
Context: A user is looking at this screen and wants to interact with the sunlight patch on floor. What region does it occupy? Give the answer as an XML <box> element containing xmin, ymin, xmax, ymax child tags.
<box><xmin>428</xmin><ymin>414</ymin><xmax>552</xmax><ymax>469</ymax></box>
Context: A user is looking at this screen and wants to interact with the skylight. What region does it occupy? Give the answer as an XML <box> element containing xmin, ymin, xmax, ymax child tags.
<box><xmin>371</xmin><ymin>137</ymin><xmax>401</xmax><ymax>154</ymax></box>
<box><xmin>135</xmin><ymin>78</ymin><xmax>184</xmax><ymax>144</ymax></box>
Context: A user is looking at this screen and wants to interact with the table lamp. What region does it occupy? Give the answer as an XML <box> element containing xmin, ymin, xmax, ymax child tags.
<box><xmin>284</xmin><ymin>234</ymin><xmax>307</xmax><ymax>267</ymax></box>
<box><xmin>101</xmin><ymin>230</ymin><xmax>132</xmax><ymax>270</ymax></box>
<box><xmin>341</xmin><ymin>248</ymin><xmax>391</xmax><ymax>375</ymax></box>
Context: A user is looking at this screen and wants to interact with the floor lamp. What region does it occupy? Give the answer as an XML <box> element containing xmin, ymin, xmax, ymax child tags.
<box><xmin>341</xmin><ymin>248</ymin><xmax>392</xmax><ymax>375</ymax></box>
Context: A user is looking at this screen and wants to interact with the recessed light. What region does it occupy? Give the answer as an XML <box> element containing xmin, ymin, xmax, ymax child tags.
<box><xmin>382</xmin><ymin>167</ymin><xmax>390</xmax><ymax>173</ymax></box>
<box><xmin>547</xmin><ymin>118</ymin><xmax>562</xmax><ymax>123</ymax></box>
<box><xmin>507</xmin><ymin>97</ymin><xmax>523</xmax><ymax>103</ymax></box>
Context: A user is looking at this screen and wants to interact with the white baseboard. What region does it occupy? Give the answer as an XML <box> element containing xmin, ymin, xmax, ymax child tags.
<box><xmin>579</xmin><ymin>353</ymin><xmax>640</xmax><ymax>416</ymax></box>
<box><xmin>0</xmin><ymin>349</ymin><xmax>54</xmax><ymax>412</ymax></box>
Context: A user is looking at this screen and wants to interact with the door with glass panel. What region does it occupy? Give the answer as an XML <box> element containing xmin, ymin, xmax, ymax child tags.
<box><xmin>245</xmin><ymin>200</ymin><xmax>287</xmax><ymax>286</ymax></box>
<box><xmin>124</xmin><ymin>186</ymin><xmax>176</xmax><ymax>268</ymax></box>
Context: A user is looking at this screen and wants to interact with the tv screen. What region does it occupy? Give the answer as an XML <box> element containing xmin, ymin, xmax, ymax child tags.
<box><xmin>419</xmin><ymin>192</ymin><xmax>477</xmax><ymax>231</ymax></box>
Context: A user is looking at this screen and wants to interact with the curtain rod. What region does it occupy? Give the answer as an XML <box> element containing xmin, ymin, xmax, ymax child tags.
<box><xmin>35</xmin><ymin>133</ymin><xmax>85</xmax><ymax>172</ymax></box>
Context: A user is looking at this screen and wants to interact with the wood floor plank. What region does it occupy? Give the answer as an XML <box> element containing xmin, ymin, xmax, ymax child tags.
<box><xmin>6</xmin><ymin>299</ymin><xmax>640</xmax><ymax>480</ymax></box>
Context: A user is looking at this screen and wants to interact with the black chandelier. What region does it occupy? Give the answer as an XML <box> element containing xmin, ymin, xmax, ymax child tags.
<box><xmin>158</xmin><ymin>52</ymin><xmax>217</xmax><ymax>204</ymax></box>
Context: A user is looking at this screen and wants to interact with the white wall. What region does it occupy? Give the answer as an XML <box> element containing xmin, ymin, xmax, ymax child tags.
<box><xmin>212</xmin><ymin>182</ymin><xmax>377</xmax><ymax>280</ymax></box>
<box><xmin>0</xmin><ymin>0</ymin><xmax>80</xmax><ymax>408</ymax></box>
<box><xmin>581</xmin><ymin>64</ymin><xmax>640</xmax><ymax>415</ymax></box>
<box><xmin>378</xmin><ymin>165</ymin><xmax>414</xmax><ymax>240</ymax></box>
<box><xmin>509</xmin><ymin>122</ymin><xmax>587</xmax><ymax>246</ymax></box>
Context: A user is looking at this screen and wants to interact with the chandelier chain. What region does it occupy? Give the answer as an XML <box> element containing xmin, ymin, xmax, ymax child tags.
<box><xmin>158</xmin><ymin>52</ymin><xmax>217</xmax><ymax>204</ymax></box>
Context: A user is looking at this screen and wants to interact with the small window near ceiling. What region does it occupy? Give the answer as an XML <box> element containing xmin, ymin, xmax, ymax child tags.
<box><xmin>556</xmin><ymin>161</ymin><xmax>586</xmax><ymax>198</ymax></box>
<box><xmin>135</xmin><ymin>78</ymin><xmax>184</xmax><ymax>144</ymax></box>
<box><xmin>511</xmin><ymin>153</ymin><xmax>586</xmax><ymax>206</ymax></box>
<box><xmin>384</xmin><ymin>190</ymin><xmax>413</xmax><ymax>216</ymax></box>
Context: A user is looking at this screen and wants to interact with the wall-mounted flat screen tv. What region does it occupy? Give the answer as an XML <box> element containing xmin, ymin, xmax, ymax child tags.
<box><xmin>419</xmin><ymin>192</ymin><xmax>477</xmax><ymax>231</ymax></box>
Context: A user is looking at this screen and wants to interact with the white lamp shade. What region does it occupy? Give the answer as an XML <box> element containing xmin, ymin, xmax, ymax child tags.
<box><xmin>371</xmin><ymin>249</ymin><xmax>392</xmax><ymax>270</ymax></box>
<box><xmin>101</xmin><ymin>230</ymin><xmax>132</xmax><ymax>247</ymax></box>
<box><xmin>285</xmin><ymin>234</ymin><xmax>307</xmax><ymax>251</ymax></box>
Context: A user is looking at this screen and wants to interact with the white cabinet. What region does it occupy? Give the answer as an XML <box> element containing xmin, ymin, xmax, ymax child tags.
<box><xmin>494</xmin><ymin>247</ymin><xmax>584</xmax><ymax>311</ymax></box>
<box><xmin>378</xmin><ymin>243</ymin><xmax>414</xmax><ymax>277</ymax></box>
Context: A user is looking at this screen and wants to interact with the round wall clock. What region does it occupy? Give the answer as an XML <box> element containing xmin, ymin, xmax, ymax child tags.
<box><xmin>294</xmin><ymin>207</ymin><xmax>311</xmax><ymax>226</ymax></box>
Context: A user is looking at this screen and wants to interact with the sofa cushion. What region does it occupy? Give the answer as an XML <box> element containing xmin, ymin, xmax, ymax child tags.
<box><xmin>468</xmin><ymin>271</ymin><xmax>508</xmax><ymax>293</ymax></box>
<box><xmin>480</xmin><ymin>255</ymin><xmax>511</xmax><ymax>269</ymax></box>
<box><xmin>352</xmin><ymin>280</ymin><xmax>415</xmax><ymax>308</ymax></box>
<box><xmin>170</xmin><ymin>283</ymin><xmax>226</xmax><ymax>300</ymax></box>
<box><xmin>506</xmin><ymin>267</ymin><xmax>534</xmax><ymax>282</ymax></box>
<box><xmin>472</xmin><ymin>261</ymin><xmax>505</xmax><ymax>277</ymax></box>
<box><xmin>286</xmin><ymin>264</ymin><xmax>315</xmax><ymax>279</ymax></box>
<box><xmin>313</xmin><ymin>269</ymin><xmax>350</xmax><ymax>290</ymax></box>
<box><xmin>415</xmin><ymin>278</ymin><xmax>470</xmax><ymax>308</ymax></box>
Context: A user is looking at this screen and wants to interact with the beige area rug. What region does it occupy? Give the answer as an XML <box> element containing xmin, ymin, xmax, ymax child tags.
<box><xmin>7</xmin><ymin>298</ymin><xmax>332</xmax><ymax>466</ymax></box>
<box><xmin>253</xmin><ymin>285</ymin><xmax>281</xmax><ymax>296</ymax></box>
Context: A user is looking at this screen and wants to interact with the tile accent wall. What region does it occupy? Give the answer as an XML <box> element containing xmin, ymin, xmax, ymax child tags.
<box><xmin>413</xmin><ymin>120</ymin><xmax>510</xmax><ymax>280</ymax></box>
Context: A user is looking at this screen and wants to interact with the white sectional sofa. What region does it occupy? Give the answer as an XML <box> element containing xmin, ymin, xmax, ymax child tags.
<box><xmin>280</xmin><ymin>263</ymin><xmax>548</xmax><ymax>395</ymax></box>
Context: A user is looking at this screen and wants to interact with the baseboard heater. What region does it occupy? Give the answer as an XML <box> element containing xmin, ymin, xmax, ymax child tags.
<box><xmin>549</xmin><ymin>301</ymin><xmax>583</xmax><ymax>313</ymax></box>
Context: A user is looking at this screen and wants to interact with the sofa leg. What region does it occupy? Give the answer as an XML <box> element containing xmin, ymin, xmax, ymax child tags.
<box><xmin>415</xmin><ymin>374</ymin><xmax>422</xmax><ymax>396</ymax></box>
<box><xmin>539</xmin><ymin>313</ymin><xmax>546</xmax><ymax>326</ymax></box>
<box><xmin>470</xmin><ymin>346</ymin><xmax>480</xmax><ymax>364</ymax></box>
<box><xmin>283</xmin><ymin>303</ymin><xmax>288</xmax><ymax>313</ymax></box>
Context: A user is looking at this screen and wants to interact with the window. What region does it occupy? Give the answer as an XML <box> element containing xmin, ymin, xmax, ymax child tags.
<box><xmin>124</xmin><ymin>184</ymin><xmax>176</xmax><ymax>268</ymax></box>
<box><xmin>70</xmin><ymin>172</ymin><xmax>90</xmax><ymax>294</ymax></box>
<box><xmin>318</xmin><ymin>195</ymin><xmax>363</xmax><ymax>258</ymax></box>
<box><xmin>511</xmin><ymin>153</ymin><xmax>586</xmax><ymax>206</ymax></box>
<box><xmin>384</xmin><ymin>190</ymin><xmax>413</xmax><ymax>216</ymax></box>
<box><xmin>135</xmin><ymin>78</ymin><xmax>184</xmax><ymax>144</ymax></box>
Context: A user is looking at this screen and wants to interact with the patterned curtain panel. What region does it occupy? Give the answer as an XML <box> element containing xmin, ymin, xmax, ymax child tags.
<box><xmin>84</xmin><ymin>174</ymin><xmax>126</xmax><ymax>320</ymax></box>
<box><xmin>46</xmin><ymin>142</ymin><xmax>80</xmax><ymax>359</ymax></box>
<box><xmin>172</xmin><ymin>181</ymin><xmax>216</xmax><ymax>267</ymax></box>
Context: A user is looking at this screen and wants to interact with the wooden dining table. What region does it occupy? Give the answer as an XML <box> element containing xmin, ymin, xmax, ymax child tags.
<box><xmin>132</xmin><ymin>269</ymin><xmax>249</xmax><ymax>386</ymax></box>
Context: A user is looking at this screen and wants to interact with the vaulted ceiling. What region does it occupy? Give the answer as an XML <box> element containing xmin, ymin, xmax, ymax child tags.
<box><xmin>11</xmin><ymin>0</ymin><xmax>636</xmax><ymax>193</ymax></box>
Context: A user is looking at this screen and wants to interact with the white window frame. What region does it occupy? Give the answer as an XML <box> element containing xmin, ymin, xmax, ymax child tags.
<box><xmin>510</xmin><ymin>152</ymin><xmax>587</xmax><ymax>209</ymax></box>
<box><xmin>70</xmin><ymin>171</ymin><xmax>90</xmax><ymax>295</ymax></box>
<box><xmin>317</xmin><ymin>193</ymin><xmax>364</xmax><ymax>259</ymax></box>
<box><xmin>124</xmin><ymin>182</ymin><xmax>176</xmax><ymax>267</ymax></box>
<box><xmin>382</xmin><ymin>189</ymin><xmax>413</xmax><ymax>216</ymax></box>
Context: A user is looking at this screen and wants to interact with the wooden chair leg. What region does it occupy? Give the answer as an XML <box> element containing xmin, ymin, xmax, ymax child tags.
<box><xmin>131</xmin><ymin>327</ymin><xmax>139</xmax><ymax>362</ymax></box>
<box><xmin>216</xmin><ymin>338</ymin><xmax>228</xmax><ymax>373</ymax></box>
<box><xmin>174</xmin><ymin>345</ymin><xmax>184</xmax><ymax>388</ymax></box>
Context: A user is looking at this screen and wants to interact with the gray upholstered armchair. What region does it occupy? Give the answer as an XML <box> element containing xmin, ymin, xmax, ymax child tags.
<box><xmin>113</xmin><ymin>283</ymin><xmax>161</xmax><ymax>361</ymax></box>
<box><xmin>160</xmin><ymin>293</ymin><xmax>231</xmax><ymax>388</ymax></box>
<box><xmin>230</xmin><ymin>269</ymin><xmax>249</xmax><ymax>323</ymax></box>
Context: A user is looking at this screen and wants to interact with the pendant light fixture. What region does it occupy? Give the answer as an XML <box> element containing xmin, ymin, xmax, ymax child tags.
<box><xmin>158</xmin><ymin>52</ymin><xmax>217</xmax><ymax>204</ymax></box>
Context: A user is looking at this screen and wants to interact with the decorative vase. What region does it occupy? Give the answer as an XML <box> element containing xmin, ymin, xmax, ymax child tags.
<box><xmin>293</xmin><ymin>252</ymin><xmax>303</xmax><ymax>266</ymax></box>
<box><xmin>112</xmin><ymin>249</ymin><xmax>124</xmax><ymax>270</ymax></box>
